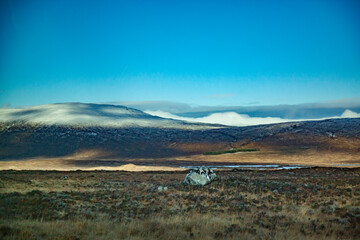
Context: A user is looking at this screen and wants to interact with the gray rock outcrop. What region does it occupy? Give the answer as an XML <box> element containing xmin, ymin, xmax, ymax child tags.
<box><xmin>183</xmin><ymin>167</ymin><xmax>216</xmax><ymax>186</ymax></box>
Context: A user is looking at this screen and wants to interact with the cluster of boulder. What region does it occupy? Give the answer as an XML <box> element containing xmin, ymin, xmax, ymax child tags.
<box><xmin>183</xmin><ymin>167</ymin><xmax>216</xmax><ymax>186</ymax></box>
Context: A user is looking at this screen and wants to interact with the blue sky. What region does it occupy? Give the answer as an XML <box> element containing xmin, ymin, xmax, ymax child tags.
<box><xmin>1</xmin><ymin>0</ymin><xmax>360</xmax><ymax>107</ymax></box>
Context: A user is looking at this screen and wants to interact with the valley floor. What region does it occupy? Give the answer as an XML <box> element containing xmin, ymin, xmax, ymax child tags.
<box><xmin>0</xmin><ymin>168</ymin><xmax>359</xmax><ymax>239</ymax></box>
<box><xmin>0</xmin><ymin>149</ymin><xmax>359</xmax><ymax>171</ymax></box>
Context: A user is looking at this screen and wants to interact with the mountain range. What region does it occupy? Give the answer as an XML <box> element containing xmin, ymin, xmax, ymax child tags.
<box><xmin>0</xmin><ymin>103</ymin><xmax>359</xmax><ymax>162</ymax></box>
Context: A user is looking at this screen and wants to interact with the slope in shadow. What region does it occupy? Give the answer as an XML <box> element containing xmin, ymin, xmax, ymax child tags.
<box><xmin>0</xmin><ymin>118</ymin><xmax>359</xmax><ymax>160</ymax></box>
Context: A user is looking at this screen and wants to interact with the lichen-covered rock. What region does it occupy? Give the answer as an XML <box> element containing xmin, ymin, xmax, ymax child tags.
<box><xmin>183</xmin><ymin>167</ymin><xmax>216</xmax><ymax>186</ymax></box>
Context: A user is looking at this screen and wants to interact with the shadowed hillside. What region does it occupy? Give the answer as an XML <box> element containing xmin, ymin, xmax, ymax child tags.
<box><xmin>1</xmin><ymin>116</ymin><xmax>359</xmax><ymax>160</ymax></box>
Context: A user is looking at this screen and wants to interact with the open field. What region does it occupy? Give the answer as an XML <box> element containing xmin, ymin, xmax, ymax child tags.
<box><xmin>0</xmin><ymin>149</ymin><xmax>359</xmax><ymax>171</ymax></box>
<box><xmin>1</xmin><ymin>168</ymin><xmax>359</xmax><ymax>239</ymax></box>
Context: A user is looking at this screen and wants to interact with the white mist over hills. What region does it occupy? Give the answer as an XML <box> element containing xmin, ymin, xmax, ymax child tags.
<box><xmin>0</xmin><ymin>103</ymin><xmax>217</xmax><ymax>129</ymax></box>
<box><xmin>144</xmin><ymin>109</ymin><xmax>360</xmax><ymax>127</ymax></box>
<box><xmin>112</xmin><ymin>98</ymin><xmax>360</xmax><ymax>119</ymax></box>
<box><xmin>0</xmin><ymin>102</ymin><xmax>359</xmax><ymax>128</ymax></box>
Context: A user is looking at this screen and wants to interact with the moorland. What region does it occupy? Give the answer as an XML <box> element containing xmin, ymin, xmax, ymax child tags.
<box><xmin>0</xmin><ymin>103</ymin><xmax>359</xmax><ymax>239</ymax></box>
<box><xmin>0</xmin><ymin>168</ymin><xmax>359</xmax><ymax>239</ymax></box>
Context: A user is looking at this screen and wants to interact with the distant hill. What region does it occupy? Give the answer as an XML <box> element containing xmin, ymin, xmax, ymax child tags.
<box><xmin>0</xmin><ymin>103</ymin><xmax>219</xmax><ymax>129</ymax></box>
<box><xmin>0</xmin><ymin>103</ymin><xmax>359</xmax><ymax>160</ymax></box>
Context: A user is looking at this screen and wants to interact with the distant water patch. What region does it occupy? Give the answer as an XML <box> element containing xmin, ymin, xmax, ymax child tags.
<box><xmin>181</xmin><ymin>164</ymin><xmax>307</xmax><ymax>170</ymax></box>
<box><xmin>331</xmin><ymin>163</ymin><xmax>360</xmax><ymax>167</ymax></box>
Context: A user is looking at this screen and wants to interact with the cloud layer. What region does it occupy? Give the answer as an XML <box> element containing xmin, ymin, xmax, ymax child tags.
<box><xmin>340</xmin><ymin>109</ymin><xmax>360</xmax><ymax>118</ymax></box>
<box><xmin>0</xmin><ymin>103</ymin><xmax>215</xmax><ymax>129</ymax></box>
<box><xmin>145</xmin><ymin>109</ymin><xmax>360</xmax><ymax>127</ymax></box>
<box><xmin>114</xmin><ymin>98</ymin><xmax>360</xmax><ymax>119</ymax></box>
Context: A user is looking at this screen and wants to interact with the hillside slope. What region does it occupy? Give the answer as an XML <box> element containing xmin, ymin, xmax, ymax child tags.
<box><xmin>0</xmin><ymin>107</ymin><xmax>359</xmax><ymax>160</ymax></box>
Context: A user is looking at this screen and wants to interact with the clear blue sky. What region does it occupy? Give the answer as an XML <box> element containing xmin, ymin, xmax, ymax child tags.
<box><xmin>1</xmin><ymin>0</ymin><xmax>360</xmax><ymax>107</ymax></box>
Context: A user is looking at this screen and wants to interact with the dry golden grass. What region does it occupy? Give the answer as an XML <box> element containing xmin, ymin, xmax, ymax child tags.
<box><xmin>180</xmin><ymin>149</ymin><xmax>360</xmax><ymax>167</ymax></box>
<box><xmin>0</xmin><ymin>214</ymin><xmax>348</xmax><ymax>240</ymax></box>
<box><xmin>1</xmin><ymin>168</ymin><xmax>359</xmax><ymax>239</ymax></box>
<box><xmin>0</xmin><ymin>149</ymin><xmax>359</xmax><ymax>171</ymax></box>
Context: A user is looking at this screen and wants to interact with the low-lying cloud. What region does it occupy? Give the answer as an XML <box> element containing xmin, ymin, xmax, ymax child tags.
<box><xmin>340</xmin><ymin>109</ymin><xmax>360</xmax><ymax>118</ymax></box>
<box><xmin>113</xmin><ymin>98</ymin><xmax>360</xmax><ymax>119</ymax></box>
<box><xmin>145</xmin><ymin>109</ymin><xmax>360</xmax><ymax>127</ymax></box>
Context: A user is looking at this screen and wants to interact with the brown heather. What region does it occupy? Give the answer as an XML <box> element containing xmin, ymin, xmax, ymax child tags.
<box><xmin>1</xmin><ymin>168</ymin><xmax>360</xmax><ymax>239</ymax></box>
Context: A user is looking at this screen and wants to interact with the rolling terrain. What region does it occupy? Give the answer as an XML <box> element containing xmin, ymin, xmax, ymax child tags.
<box><xmin>0</xmin><ymin>103</ymin><xmax>360</xmax><ymax>170</ymax></box>
<box><xmin>1</xmin><ymin>103</ymin><xmax>360</xmax><ymax>240</ymax></box>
